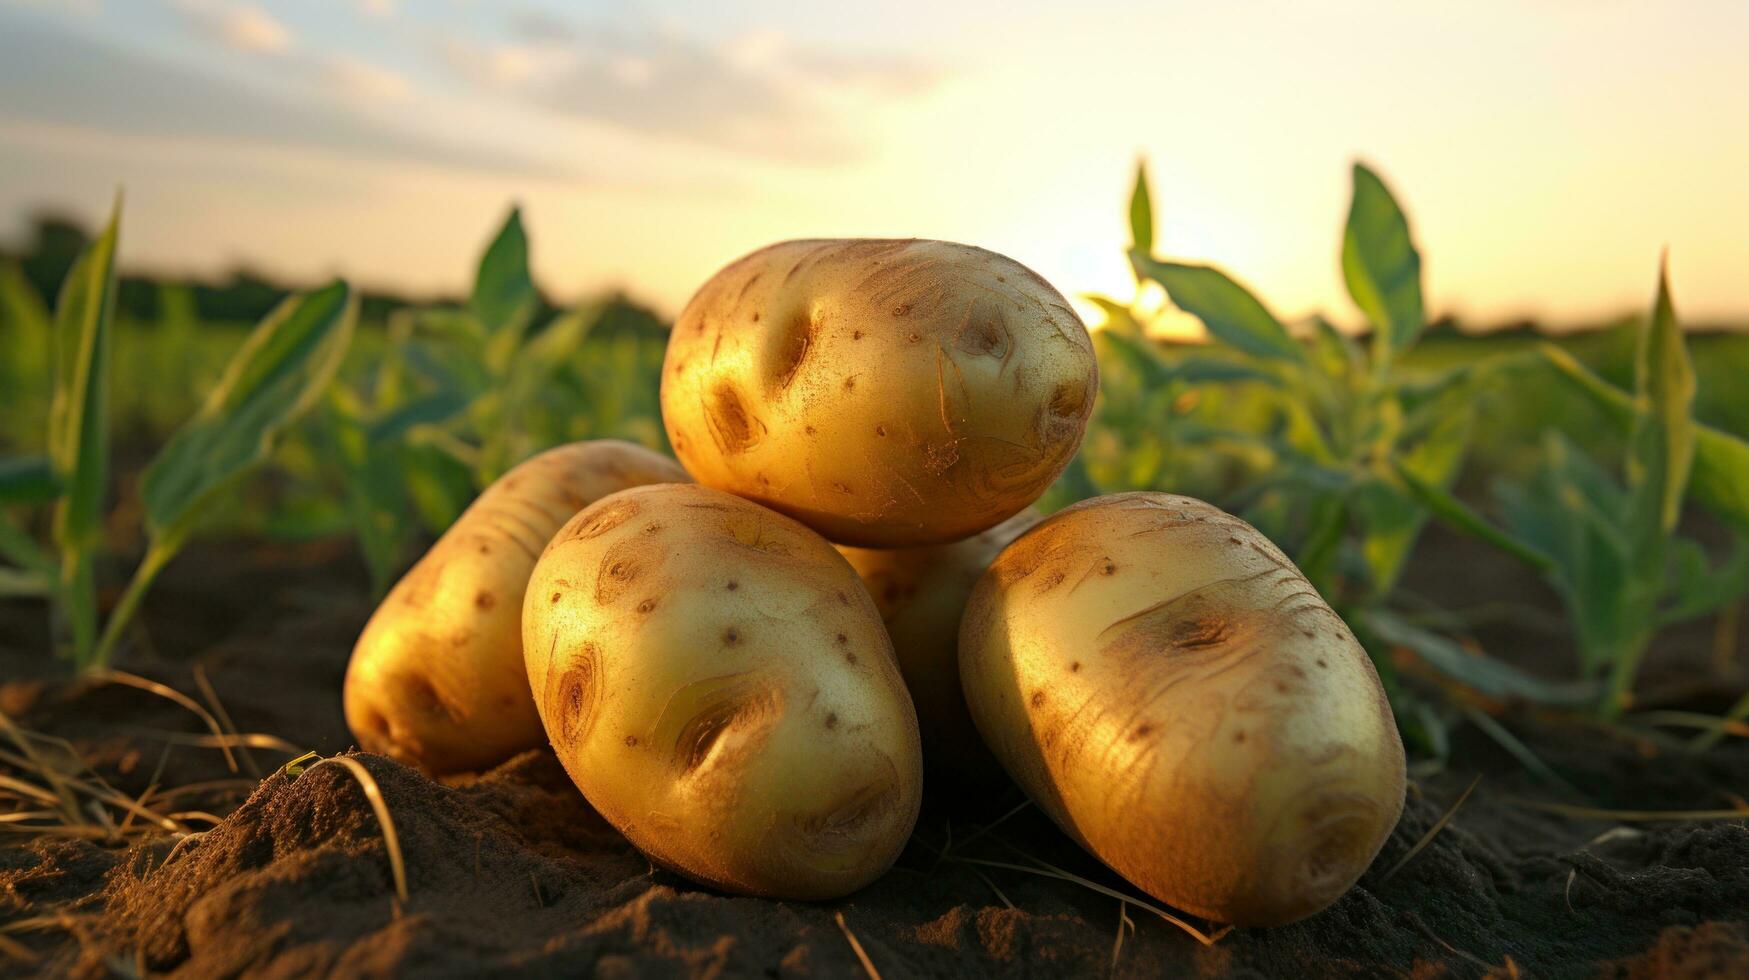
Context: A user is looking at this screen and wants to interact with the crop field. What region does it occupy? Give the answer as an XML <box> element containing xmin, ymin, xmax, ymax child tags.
<box><xmin>3</xmin><ymin>0</ymin><xmax>1749</xmax><ymax>969</ymax></box>
<box><xmin>1</xmin><ymin>157</ymin><xmax>1745</xmax><ymax>977</ymax></box>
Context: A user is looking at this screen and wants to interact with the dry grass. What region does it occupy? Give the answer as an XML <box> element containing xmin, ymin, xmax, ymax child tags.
<box><xmin>1503</xmin><ymin>798</ymin><xmax>1749</xmax><ymax>822</ymax></box>
<box><xmin>282</xmin><ymin>752</ymin><xmax>410</xmax><ymax>905</ymax></box>
<box><xmin>834</xmin><ymin>910</ymin><xmax>882</xmax><ymax>980</ymax></box>
<box><xmin>1380</xmin><ymin>774</ymin><xmax>1482</xmax><ymax>884</ymax></box>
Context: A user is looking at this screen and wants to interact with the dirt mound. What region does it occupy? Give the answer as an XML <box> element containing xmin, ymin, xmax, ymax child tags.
<box><xmin>4</xmin><ymin>540</ymin><xmax>1749</xmax><ymax>978</ymax></box>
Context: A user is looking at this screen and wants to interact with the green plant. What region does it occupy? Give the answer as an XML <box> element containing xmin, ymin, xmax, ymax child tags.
<box><xmin>1406</xmin><ymin>263</ymin><xmax>1749</xmax><ymax>716</ymax></box>
<box><xmin>313</xmin><ymin>208</ymin><xmax>670</xmax><ymax>595</ymax></box>
<box><xmin>0</xmin><ymin>199</ymin><xmax>356</xmax><ymax>669</ymax></box>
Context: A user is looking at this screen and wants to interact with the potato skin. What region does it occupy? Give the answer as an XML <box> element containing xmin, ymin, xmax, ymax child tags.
<box><xmin>524</xmin><ymin>483</ymin><xmax>923</xmax><ymax>900</ymax></box>
<box><xmin>661</xmin><ymin>239</ymin><xmax>1097</xmax><ymax>547</ymax></box>
<box><xmin>836</xmin><ymin>509</ymin><xmax>1040</xmax><ymax>788</ymax></box>
<box><xmin>343</xmin><ymin>440</ymin><xmax>687</xmax><ymax>775</ymax></box>
<box><xmin>959</xmin><ymin>492</ymin><xmax>1406</xmax><ymax>926</ymax></box>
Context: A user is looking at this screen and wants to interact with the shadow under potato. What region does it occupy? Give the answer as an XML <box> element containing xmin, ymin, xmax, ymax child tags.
<box><xmin>2</xmin><ymin>540</ymin><xmax>1748</xmax><ymax>977</ymax></box>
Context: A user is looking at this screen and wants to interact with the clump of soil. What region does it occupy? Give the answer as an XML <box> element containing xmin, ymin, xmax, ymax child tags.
<box><xmin>3</xmin><ymin>536</ymin><xmax>1748</xmax><ymax>978</ymax></box>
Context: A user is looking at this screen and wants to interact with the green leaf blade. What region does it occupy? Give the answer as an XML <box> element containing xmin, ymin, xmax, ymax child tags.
<box><xmin>1129</xmin><ymin>255</ymin><xmax>1304</xmax><ymax>363</ymax></box>
<box><xmin>471</xmin><ymin>208</ymin><xmax>537</xmax><ymax>338</ymax></box>
<box><xmin>1342</xmin><ymin>162</ymin><xmax>1424</xmax><ymax>361</ymax></box>
<box><xmin>141</xmin><ymin>281</ymin><xmax>357</xmax><ymax>548</ymax></box>
<box><xmin>48</xmin><ymin>203</ymin><xmax>120</xmax><ymax>550</ymax></box>
<box><xmin>1128</xmin><ymin>160</ymin><xmax>1153</xmax><ymax>254</ymax></box>
<box><xmin>1628</xmin><ymin>259</ymin><xmax>1696</xmax><ymax>534</ymax></box>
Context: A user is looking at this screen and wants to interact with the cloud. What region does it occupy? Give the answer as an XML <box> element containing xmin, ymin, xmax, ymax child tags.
<box><xmin>0</xmin><ymin>9</ymin><xmax>568</xmax><ymax>179</ymax></box>
<box><xmin>173</xmin><ymin>0</ymin><xmax>291</xmax><ymax>55</ymax></box>
<box><xmin>437</xmin><ymin>15</ymin><xmax>944</xmax><ymax>163</ymax></box>
<box><xmin>323</xmin><ymin>54</ymin><xmax>412</xmax><ymax>104</ymax></box>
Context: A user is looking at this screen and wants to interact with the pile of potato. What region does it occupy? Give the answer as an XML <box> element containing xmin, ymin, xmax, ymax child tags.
<box><xmin>344</xmin><ymin>238</ymin><xmax>1405</xmax><ymax>926</ymax></box>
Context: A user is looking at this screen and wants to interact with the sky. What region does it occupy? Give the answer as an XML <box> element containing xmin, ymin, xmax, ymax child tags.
<box><xmin>1</xmin><ymin>0</ymin><xmax>1745</xmax><ymax>330</ymax></box>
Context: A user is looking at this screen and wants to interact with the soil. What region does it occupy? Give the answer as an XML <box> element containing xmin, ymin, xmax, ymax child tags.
<box><xmin>3</xmin><ymin>528</ymin><xmax>1748</xmax><ymax>979</ymax></box>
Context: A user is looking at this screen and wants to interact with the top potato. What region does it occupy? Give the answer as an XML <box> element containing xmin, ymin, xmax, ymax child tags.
<box><xmin>661</xmin><ymin>239</ymin><xmax>1097</xmax><ymax>547</ymax></box>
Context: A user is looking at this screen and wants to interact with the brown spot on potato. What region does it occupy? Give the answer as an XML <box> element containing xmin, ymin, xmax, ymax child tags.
<box><xmin>574</xmin><ymin>499</ymin><xmax>641</xmax><ymax>541</ymax></box>
<box><xmin>891</xmin><ymin>303</ymin><xmax>911</xmax><ymax>317</ymax></box>
<box><xmin>1171</xmin><ymin>617</ymin><xmax>1232</xmax><ymax>650</ymax></box>
<box><xmin>550</xmin><ymin>592</ymin><xmax>563</xmax><ymax>604</ymax></box>
<box><xmin>875</xmin><ymin>424</ymin><xmax>888</xmax><ymax>437</ymax></box>
<box><xmin>1069</xmin><ymin>661</ymin><xmax>1082</xmax><ymax>673</ymax></box>
<box><xmin>836</xmin><ymin>590</ymin><xmax>851</xmax><ymax>605</ymax></box>
<box><xmin>844</xmin><ymin>652</ymin><xmax>858</xmax><ymax>665</ymax></box>
<box><xmin>473</xmin><ymin>590</ymin><xmax>495</xmax><ymax>610</ymax></box>
<box><xmin>1317</xmin><ymin>659</ymin><xmax>1329</xmax><ymax>669</ymax></box>
<box><xmin>594</xmin><ymin>542</ymin><xmax>651</xmax><ymax>606</ymax></box>
<box><xmin>705</xmin><ymin>382</ymin><xmax>760</xmax><ymax>455</ymax></box>
<box><xmin>853</xmin><ymin>330</ymin><xmax>864</xmax><ymax>340</ymax></box>
<box><xmin>1132</xmin><ymin>722</ymin><xmax>1155</xmax><ymax>740</ymax></box>
<box><xmin>723</xmin><ymin>627</ymin><xmax>740</xmax><ymax>645</ymax></box>
<box><xmin>726</xmin><ymin>580</ymin><xmax>739</xmax><ymax>591</ymax></box>
<box><xmin>835</xmin><ymin>633</ymin><xmax>848</xmax><ymax>645</ymax></box>
<box><xmin>636</xmin><ymin>598</ymin><xmax>657</xmax><ymax>614</ymax></box>
<box><xmin>955</xmin><ymin>311</ymin><xmax>1010</xmax><ymax>357</ymax></box>
<box><xmin>825</xmin><ymin>712</ymin><xmax>838</xmax><ymax>729</ymax></box>
<box><xmin>674</xmin><ymin>686</ymin><xmax>780</xmax><ymax>773</ymax></box>
<box><xmin>1234</xmin><ymin>730</ymin><xmax>1247</xmax><ymax>743</ymax></box>
<box><xmin>625</xmin><ymin>735</ymin><xmax>638</xmax><ymax>747</ymax></box>
<box><xmin>771</xmin><ymin>310</ymin><xmax>817</xmax><ymax>391</ymax></box>
<box><xmin>554</xmin><ymin>657</ymin><xmax>597</xmax><ymax>745</ymax></box>
<box><xmin>405</xmin><ymin>677</ymin><xmax>451</xmax><ymax>721</ymax></box>
<box><xmin>843</xmin><ymin>376</ymin><xmax>857</xmax><ymax>391</ymax></box>
<box><xmin>1030</xmin><ymin>690</ymin><xmax>1047</xmax><ymax>707</ymax></box>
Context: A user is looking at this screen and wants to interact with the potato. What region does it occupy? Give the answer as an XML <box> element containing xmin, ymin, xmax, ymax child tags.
<box><xmin>524</xmin><ymin>483</ymin><xmax>923</xmax><ymax>899</ymax></box>
<box><xmin>344</xmin><ymin>440</ymin><xmax>687</xmax><ymax>775</ymax></box>
<box><xmin>959</xmin><ymin>492</ymin><xmax>1405</xmax><ymax>926</ymax></box>
<box><xmin>836</xmin><ymin>509</ymin><xmax>1041</xmax><ymax>787</ymax></box>
<box><xmin>661</xmin><ymin>239</ymin><xmax>1097</xmax><ymax>547</ymax></box>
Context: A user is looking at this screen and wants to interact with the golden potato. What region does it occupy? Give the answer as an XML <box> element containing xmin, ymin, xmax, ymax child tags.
<box><xmin>344</xmin><ymin>440</ymin><xmax>686</xmax><ymax>775</ymax></box>
<box><xmin>959</xmin><ymin>492</ymin><xmax>1405</xmax><ymax>926</ymax></box>
<box><xmin>836</xmin><ymin>509</ymin><xmax>1041</xmax><ymax>787</ymax></box>
<box><xmin>524</xmin><ymin>483</ymin><xmax>923</xmax><ymax>900</ymax></box>
<box><xmin>661</xmin><ymin>239</ymin><xmax>1097</xmax><ymax>547</ymax></box>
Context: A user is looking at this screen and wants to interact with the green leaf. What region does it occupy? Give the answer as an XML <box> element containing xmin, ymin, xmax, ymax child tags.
<box><xmin>1130</xmin><ymin>254</ymin><xmax>1304</xmax><ymax>363</ymax></box>
<box><xmin>47</xmin><ymin>198</ymin><xmax>120</xmax><ymax>660</ymax></box>
<box><xmin>0</xmin><ymin>456</ymin><xmax>60</xmax><ymax>506</ymax></box>
<box><xmin>141</xmin><ymin>281</ymin><xmax>356</xmax><ymax>549</ymax></box>
<box><xmin>1</xmin><ymin>262</ymin><xmax>53</xmax><ymax>413</ymax></box>
<box><xmin>1539</xmin><ymin>343</ymin><xmax>1749</xmax><ymax>533</ymax></box>
<box><xmin>1364</xmin><ymin>610</ymin><xmax>1598</xmax><ymax>706</ymax></box>
<box><xmin>1396</xmin><ymin>461</ymin><xmax>1554</xmax><ymax>573</ymax></box>
<box><xmin>1128</xmin><ymin>160</ymin><xmax>1154</xmax><ymax>254</ymax></box>
<box><xmin>0</xmin><ymin>512</ymin><xmax>53</xmax><ymax>576</ymax></box>
<box><xmin>366</xmin><ymin>389</ymin><xmax>472</xmax><ymax>447</ymax></box>
<box><xmin>471</xmin><ymin>207</ymin><xmax>537</xmax><ymax>338</ymax></box>
<box><xmin>1342</xmin><ymin>162</ymin><xmax>1424</xmax><ymax>361</ymax></box>
<box><xmin>1627</xmin><ymin>259</ymin><xmax>1696</xmax><ymax>535</ymax></box>
<box><xmin>1662</xmin><ymin>537</ymin><xmax>1749</xmax><ymax>626</ymax></box>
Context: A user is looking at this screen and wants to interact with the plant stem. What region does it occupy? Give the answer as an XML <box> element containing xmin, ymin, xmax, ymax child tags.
<box><xmin>87</xmin><ymin>540</ymin><xmax>176</xmax><ymax>671</ymax></box>
<box><xmin>1601</xmin><ymin>637</ymin><xmax>1649</xmax><ymax>720</ymax></box>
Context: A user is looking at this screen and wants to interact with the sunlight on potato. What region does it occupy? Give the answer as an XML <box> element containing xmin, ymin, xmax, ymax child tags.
<box><xmin>524</xmin><ymin>483</ymin><xmax>923</xmax><ymax>899</ymax></box>
<box><xmin>960</xmin><ymin>492</ymin><xmax>1406</xmax><ymax>926</ymax></box>
<box><xmin>661</xmin><ymin>239</ymin><xmax>1097</xmax><ymax>547</ymax></box>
